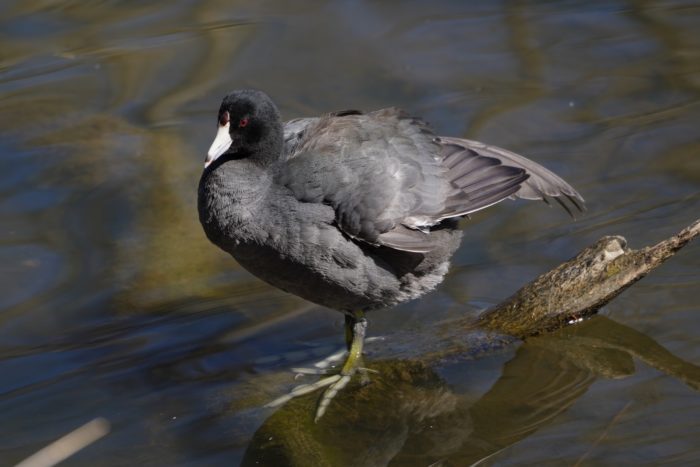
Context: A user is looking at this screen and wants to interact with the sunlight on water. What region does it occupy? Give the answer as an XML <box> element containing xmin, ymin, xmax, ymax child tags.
<box><xmin>0</xmin><ymin>1</ymin><xmax>698</xmax><ymax>465</ymax></box>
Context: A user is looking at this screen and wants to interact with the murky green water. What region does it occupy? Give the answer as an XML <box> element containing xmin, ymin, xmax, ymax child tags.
<box><xmin>1</xmin><ymin>1</ymin><xmax>699</xmax><ymax>465</ymax></box>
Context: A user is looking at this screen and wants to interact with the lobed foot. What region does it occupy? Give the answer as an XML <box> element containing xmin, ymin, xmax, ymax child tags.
<box><xmin>264</xmin><ymin>312</ymin><xmax>373</xmax><ymax>422</ymax></box>
<box><xmin>290</xmin><ymin>336</ymin><xmax>383</xmax><ymax>377</ymax></box>
<box><xmin>314</xmin><ymin>315</ymin><xmax>367</xmax><ymax>421</ymax></box>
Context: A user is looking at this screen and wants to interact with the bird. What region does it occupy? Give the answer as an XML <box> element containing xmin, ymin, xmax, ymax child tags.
<box><xmin>197</xmin><ymin>89</ymin><xmax>584</xmax><ymax>421</ymax></box>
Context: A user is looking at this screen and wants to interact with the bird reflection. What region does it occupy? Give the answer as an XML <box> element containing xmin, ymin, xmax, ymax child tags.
<box><xmin>242</xmin><ymin>316</ymin><xmax>700</xmax><ymax>466</ymax></box>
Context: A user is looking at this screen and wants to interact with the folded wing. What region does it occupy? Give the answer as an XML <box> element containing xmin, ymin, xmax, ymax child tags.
<box><xmin>278</xmin><ymin>109</ymin><xmax>584</xmax><ymax>253</ymax></box>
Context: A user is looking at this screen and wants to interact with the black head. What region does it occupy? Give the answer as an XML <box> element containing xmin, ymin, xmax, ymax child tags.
<box><xmin>204</xmin><ymin>89</ymin><xmax>283</xmax><ymax>169</ymax></box>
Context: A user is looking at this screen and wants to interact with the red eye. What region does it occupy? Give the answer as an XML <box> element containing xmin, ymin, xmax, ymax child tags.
<box><xmin>239</xmin><ymin>118</ymin><xmax>249</xmax><ymax>128</ymax></box>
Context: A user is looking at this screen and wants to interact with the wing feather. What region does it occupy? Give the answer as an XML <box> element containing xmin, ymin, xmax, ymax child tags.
<box><xmin>277</xmin><ymin>110</ymin><xmax>583</xmax><ymax>254</ymax></box>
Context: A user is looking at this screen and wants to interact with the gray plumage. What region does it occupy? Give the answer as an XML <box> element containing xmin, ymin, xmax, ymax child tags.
<box><xmin>198</xmin><ymin>90</ymin><xmax>584</xmax><ymax>312</ymax></box>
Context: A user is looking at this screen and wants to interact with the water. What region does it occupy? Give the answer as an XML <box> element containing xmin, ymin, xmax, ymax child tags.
<box><xmin>1</xmin><ymin>1</ymin><xmax>698</xmax><ymax>465</ymax></box>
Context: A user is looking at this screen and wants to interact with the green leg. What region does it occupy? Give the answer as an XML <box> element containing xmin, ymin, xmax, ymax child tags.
<box><xmin>343</xmin><ymin>312</ymin><xmax>366</xmax><ymax>374</ymax></box>
<box><xmin>344</xmin><ymin>313</ymin><xmax>369</xmax><ymax>384</ymax></box>
<box><xmin>264</xmin><ymin>311</ymin><xmax>372</xmax><ymax>422</ymax></box>
<box><xmin>344</xmin><ymin>314</ymin><xmax>354</xmax><ymax>351</ymax></box>
<box><xmin>315</xmin><ymin>311</ymin><xmax>367</xmax><ymax>422</ymax></box>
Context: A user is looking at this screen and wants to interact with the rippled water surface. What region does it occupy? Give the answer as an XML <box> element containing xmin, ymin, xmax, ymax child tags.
<box><xmin>1</xmin><ymin>1</ymin><xmax>699</xmax><ymax>465</ymax></box>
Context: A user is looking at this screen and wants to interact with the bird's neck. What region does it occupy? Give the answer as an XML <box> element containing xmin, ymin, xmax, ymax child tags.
<box><xmin>197</xmin><ymin>159</ymin><xmax>273</xmax><ymax>246</ymax></box>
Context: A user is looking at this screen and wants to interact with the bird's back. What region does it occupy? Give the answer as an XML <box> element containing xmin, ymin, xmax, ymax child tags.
<box><xmin>201</xmin><ymin>100</ymin><xmax>582</xmax><ymax>312</ymax></box>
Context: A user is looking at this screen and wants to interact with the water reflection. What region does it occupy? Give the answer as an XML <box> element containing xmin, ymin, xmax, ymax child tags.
<box><xmin>0</xmin><ymin>0</ymin><xmax>698</xmax><ymax>465</ymax></box>
<box><xmin>242</xmin><ymin>316</ymin><xmax>700</xmax><ymax>466</ymax></box>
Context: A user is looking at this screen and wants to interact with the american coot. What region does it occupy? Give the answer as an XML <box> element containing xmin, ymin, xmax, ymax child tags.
<box><xmin>198</xmin><ymin>89</ymin><xmax>584</xmax><ymax>421</ymax></box>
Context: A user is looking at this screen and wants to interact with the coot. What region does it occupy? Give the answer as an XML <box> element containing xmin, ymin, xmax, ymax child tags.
<box><xmin>198</xmin><ymin>89</ymin><xmax>584</xmax><ymax>420</ymax></box>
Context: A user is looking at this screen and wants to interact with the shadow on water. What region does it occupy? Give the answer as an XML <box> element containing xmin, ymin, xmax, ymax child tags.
<box><xmin>241</xmin><ymin>316</ymin><xmax>700</xmax><ymax>466</ymax></box>
<box><xmin>0</xmin><ymin>0</ymin><xmax>699</xmax><ymax>465</ymax></box>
